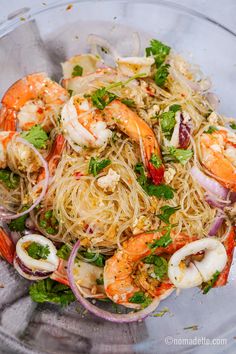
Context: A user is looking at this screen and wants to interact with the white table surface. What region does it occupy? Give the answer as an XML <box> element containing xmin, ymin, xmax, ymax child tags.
<box><xmin>1</xmin><ymin>0</ymin><xmax>236</xmax><ymax>33</ymax></box>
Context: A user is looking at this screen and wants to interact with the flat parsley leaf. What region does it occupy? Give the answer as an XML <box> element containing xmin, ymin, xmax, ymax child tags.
<box><xmin>159</xmin><ymin>111</ymin><xmax>176</xmax><ymax>140</ymax></box>
<box><xmin>229</xmin><ymin>122</ymin><xmax>236</xmax><ymax>130</ymax></box>
<box><xmin>72</xmin><ymin>65</ymin><xmax>83</xmax><ymax>77</ymax></box>
<box><xmin>202</xmin><ymin>270</ymin><xmax>220</xmax><ymax>294</ymax></box>
<box><xmin>146</xmin><ymin>39</ymin><xmax>170</xmax><ymax>67</ymax></box>
<box><xmin>163</xmin><ymin>146</ymin><xmax>193</xmax><ymax>165</ymax></box>
<box><xmin>29</xmin><ymin>278</ymin><xmax>75</xmax><ymax>306</ymax></box>
<box><xmin>0</xmin><ymin>169</ymin><xmax>20</xmax><ymax>190</ymax></box>
<box><xmin>169</xmin><ymin>104</ymin><xmax>181</xmax><ymax>113</ymax></box>
<box><xmin>27</xmin><ymin>242</ymin><xmax>50</xmax><ymax>260</ymax></box>
<box><xmin>91</xmin><ymin>88</ymin><xmax>117</xmax><ymax>110</ymax></box>
<box><xmin>120</xmin><ymin>98</ymin><xmax>135</xmax><ymax>107</ymax></box>
<box><xmin>88</xmin><ymin>157</ymin><xmax>111</xmax><ymax>176</ymax></box>
<box><xmin>154</xmin><ymin>64</ymin><xmax>170</xmax><ymax>87</ymax></box>
<box><xmin>8</xmin><ymin>206</ymin><xmax>29</xmax><ymax>232</ymax></box>
<box><xmin>157</xmin><ymin>205</ymin><xmax>180</xmax><ymax>224</ymax></box>
<box><xmin>21</xmin><ymin>125</ymin><xmax>48</xmax><ymax>149</ymax></box>
<box><xmin>143</xmin><ymin>255</ymin><xmax>168</xmax><ymax>280</ymax></box>
<box><xmin>148</xmin><ymin>228</ymin><xmax>172</xmax><ymax>251</ymax></box>
<box><xmin>129</xmin><ymin>291</ymin><xmax>152</xmax><ymax>308</ymax></box>
<box><xmin>79</xmin><ymin>251</ymin><xmax>105</xmax><ymax>267</ymax></box>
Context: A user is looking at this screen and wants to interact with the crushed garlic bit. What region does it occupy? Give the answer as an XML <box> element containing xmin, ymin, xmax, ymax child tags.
<box><xmin>97</xmin><ymin>168</ymin><xmax>120</xmax><ymax>192</ymax></box>
<box><xmin>133</xmin><ymin>215</ymin><xmax>152</xmax><ymax>235</ymax></box>
<box><xmin>164</xmin><ymin>166</ymin><xmax>176</xmax><ymax>184</ymax></box>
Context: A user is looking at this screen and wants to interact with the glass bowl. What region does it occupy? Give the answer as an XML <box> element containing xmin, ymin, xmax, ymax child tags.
<box><xmin>0</xmin><ymin>1</ymin><xmax>235</xmax><ymax>353</ymax></box>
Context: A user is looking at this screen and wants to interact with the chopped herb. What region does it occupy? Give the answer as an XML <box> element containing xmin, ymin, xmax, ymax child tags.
<box><xmin>154</xmin><ymin>64</ymin><xmax>170</xmax><ymax>87</ymax></box>
<box><xmin>204</xmin><ymin>126</ymin><xmax>218</xmax><ymax>134</ymax></box>
<box><xmin>68</xmin><ymin>89</ymin><xmax>73</xmax><ymax>97</ymax></box>
<box><xmin>120</xmin><ymin>98</ymin><xmax>135</xmax><ymax>107</ymax></box>
<box><xmin>152</xmin><ymin>307</ymin><xmax>170</xmax><ymax>317</ymax></box>
<box><xmin>159</xmin><ymin>110</ymin><xmax>176</xmax><ymax>140</ymax></box>
<box><xmin>148</xmin><ymin>228</ymin><xmax>172</xmax><ymax>251</ymax></box>
<box><xmin>0</xmin><ymin>169</ymin><xmax>20</xmax><ymax>190</ymax></box>
<box><xmin>79</xmin><ymin>251</ymin><xmax>105</xmax><ymax>267</ymax></box>
<box><xmin>184</xmin><ymin>325</ymin><xmax>199</xmax><ymax>331</ymax></box>
<box><xmin>202</xmin><ymin>270</ymin><xmax>220</xmax><ymax>294</ymax></box>
<box><xmin>29</xmin><ymin>278</ymin><xmax>75</xmax><ymax>306</ymax></box>
<box><xmin>230</xmin><ymin>122</ymin><xmax>236</xmax><ymax>130</ymax></box>
<box><xmin>39</xmin><ymin>210</ymin><xmax>59</xmax><ymax>235</ymax></box>
<box><xmin>129</xmin><ymin>291</ymin><xmax>152</xmax><ymax>308</ymax></box>
<box><xmin>56</xmin><ymin>244</ymin><xmax>71</xmax><ymax>260</ymax></box>
<box><xmin>157</xmin><ymin>205</ymin><xmax>180</xmax><ymax>224</ymax></box>
<box><xmin>8</xmin><ymin>206</ymin><xmax>28</xmax><ymax>232</ymax></box>
<box><xmin>147</xmin><ymin>184</ymin><xmax>175</xmax><ymax>200</ymax></box>
<box><xmin>27</xmin><ymin>242</ymin><xmax>50</xmax><ymax>260</ymax></box>
<box><xmin>91</xmin><ymin>88</ymin><xmax>117</xmax><ymax>110</ymax></box>
<box><xmin>96</xmin><ymin>276</ymin><xmax>104</xmax><ymax>285</ymax></box>
<box><xmin>8</xmin><ymin>214</ymin><xmax>28</xmax><ymax>232</ymax></box>
<box><xmin>134</xmin><ymin>163</ymin><xmax>174</xmax><ymax>200</ymax></box>
<box><xmin>163</xmin><ymin>146</ymin><xmax>193</xmax><ymax>165</ymax></box>
<box><xmin>169</xmin><ymin>104</ymin><xmax>181</xmax><ymax>113</ymax></box>
<box><xmin>88</xmin><ymin>156</ymin><xmax>111</xmax><ymax>176</ymax></box>
<box><xmin>146</xmin><ymin>39</ymin><xmax>170</xmax><ymax>67</ymax></box>
<box><xmin>71</xmin><ymin>65</ymin><xmax>83</xmax><ymax>77</ymax></box>
<box><xmin>143</xmin><ymin>255</ymin><xmax>168</xmax><ymax>280</ymax></box>
<box><xmin>150</xmin><ymin>153</ymin><xmax>162</xmax><ymax>168</ymax></box>
<box><xmin>21</xmin><ymin>125</ymin><xmax>48</xmax><ymax>149</ymax></box>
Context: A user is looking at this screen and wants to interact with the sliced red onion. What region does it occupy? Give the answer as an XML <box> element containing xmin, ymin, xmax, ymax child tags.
<box><xmin>10</xmin><ymin>231</ymin><xmax>21</xmax><ymax>244</ymax></box>
<box><xmin>67</xmin><ymin>240</ymin><xmax>162</xmax><ymax>323</ymax></box>
<box><xmin>205</xmin><ymin>92</ymin><xmax>220</xmax><ymax>111</ymax></box>
<box><xmin>179</xmin><ymin>113</ymin><xmax>191</xmax><ymax>149</ymax></box>
<box><xmin>230</xmin><ymin>192</ymin><xmax>236</xmax><ymax>204</ymax></box>
<box><xmin>208</xmin><ymin>213</ymin><xmax>225</xmax><ymax>236</ymax></box>
<box><xmin>190</xmin><ymin>166</ymin><xmax>228</xmax><ymax>199</ymax></box>
<box><xmin>2</xmin><ymin>137</ymin><xmax>49</xmax><ymax>220</ymax></box>
<box><xmin>87</xmin><ymin>34</ymin><xmax>119</xmax><ymax>59</ymax></box>
<box><xmin>205</xmin><ymin>193</ymin><xmax>231</xmax><ymax>210</ymax></box>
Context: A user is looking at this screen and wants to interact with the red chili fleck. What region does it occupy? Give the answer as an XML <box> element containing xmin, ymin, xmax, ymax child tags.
<box><xmin>37</xmin><ymin>107</ymin><xmax>44</xmax><ymax>114</ymax></box>
<box><xmin>74</xmin><ymin>172</ymin><xmax>83</xmax><ymax>180</ymax></box>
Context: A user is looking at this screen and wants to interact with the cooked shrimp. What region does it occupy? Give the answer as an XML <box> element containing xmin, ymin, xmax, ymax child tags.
<box><xmin>61</xmin><ymin>95</ymin><xmax>164</xmax><ymax>184</ymax></box>
<box><xmin>200</xmin><ymin>128</ymin><xmax>236</xmax><ymax>191</ymax></box>
<box><xmin>0</xmin><ymin>131</ymin><xmax>40</xmax><ymax>172</ymax></box>
<box><xmin>0</xmin><ymin>73</ymin><xmax>69</xmax><ymax>132</ymax></box>
<box><xmin>103</xmin><ymin>232</ymin><xmax>196</xmax><ymax>308</ymax></box>
<box><xmin>0</xmin><ymin>226</ymin><xmax>15</xmax><ymax>264</ymax></box>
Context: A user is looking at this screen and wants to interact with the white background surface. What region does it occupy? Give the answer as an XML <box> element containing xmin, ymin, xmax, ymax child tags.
<box><xmin>1</xmin><ymin>0</ymin><xmax>236</xmax><ymax>33</ymax></box>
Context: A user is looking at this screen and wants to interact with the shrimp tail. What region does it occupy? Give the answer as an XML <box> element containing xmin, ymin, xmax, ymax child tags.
<box><xmin>0</xmin><ymin>107</ymin><xmax>17</xmax><ymax>131</ymax></box>
<box><xmin>214</xmin><ymin>227</ymin><xmax>235</xmax><ymax>287</ymax></box>
<box><xmin>50</xmin><ymin>259</ymin><xmax>69</xmax><ymax>286</ymax></box>
<box><xmin>0</xmin><ymin>227</ymin><xmax>15</xmax><ymax>264</ymax></box>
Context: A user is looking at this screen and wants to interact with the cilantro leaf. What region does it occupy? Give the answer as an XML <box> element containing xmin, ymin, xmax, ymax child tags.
<box><xmin>160</xmin><ymin>111</ymin><xmax>176</xmax><ymax>140</ymax></box>
<box><xmin>120</xmin><ymin>98</ymin><xmax>135</xmax><ymax>107</ymax></box>
<box><xmin>88</xmin><ymin>157</ymin><xmax>111</xmax><ymax>176</ymax></box>
<box><xmin>157</xmin><ymin>205</ymin><xmax>180</xmax><ymax>224</ymax></box>
<box><xmin>71</xmin><ymin>65</ymin><xmax>83</xmax><ymax>77</ymax></box>
<box><xmin>21</xmin><ymin>125</ymin><xmax>48</xmax><ymax>149</ymax></box>
<box><xmin>91</xmin><ymin>88</ymin><xmax>117</xmax><ymax>110</ymax></box>
<box><xmin>163</xmin><ymin>146</ymin><xmax>193</xmax><ymax>165</ymax></box>
<box><xmin>79</xmin><ymin>251</ymin><xmax>105</xmax><ymax>267</ymax></box>
<box><xmin>29</xmin><ymin>278</ymin><xmax>75</xmax><ymax>306</ymax></box>
<box><xmin>146</xmin><ymin>39</ymin><xmax>170</xmax><ymax>67</ymax></box>
<box><xmin>56</xmin><ymin>244</ymin><xmax>71</xmax><ymax>260</ymax></box>
<box><xmin>169</xmin><ymin>104</ymin><xmax>181</xmax><ymax>113</ymax></box>
<box><xmin>150</xmin><ymin>153</ymin><xmax>162</xmax><ymax>168</ymax></box>
<box><xmin>27</xmin><ymin>242</ymin><xmax>50</xmax><ymax>260</ymax></box>
<box><xmin>154</xmin><ymin>64</ymin><xmax>170</xmax><ymax>87</ymax></box>
<box><xmin>148</xmin><ymin>229</ymin><xmax>172</xmax><ymax>251</ymax></box>
<box><xmin>0</xmin><ymin>169</ymin><xmax>20</xmax><ymax>189</ymax></box>
<box><xmin>134</xmin><ymin>163</ymin><xmax>148</xmax><ymax>188</ymax></box>
<box><xmin>129</xmin><ymin>291</ymin><xmax>152</xmax><ymax>308</ymax></box>
<box><xmin>229</xmin><ymin>122</ymin><xmax>236</xmax><ymax>130</ymax></box>
<box><xmin>146</xmin><ymin>184</ymin><xmax>175</xmax><ymax>200</ymax></box>
<box><xmin>202</xmin><ymin>271</ymin><xmax>220</xmax><ymax>294</ymax></box>
<box><xmin>8</xmin><ymin>214</ymin><xmax>28</xmax><ymax>232</ymax></box>
<box><xmin>143</xmin><ymin>255</ymin><xmax>168</xmax><ymax>280</ymax></box>
<box><xmin>204</xmin><ymin>126</ymin><xmax>218</xmax><ymax>134</ymax></box>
